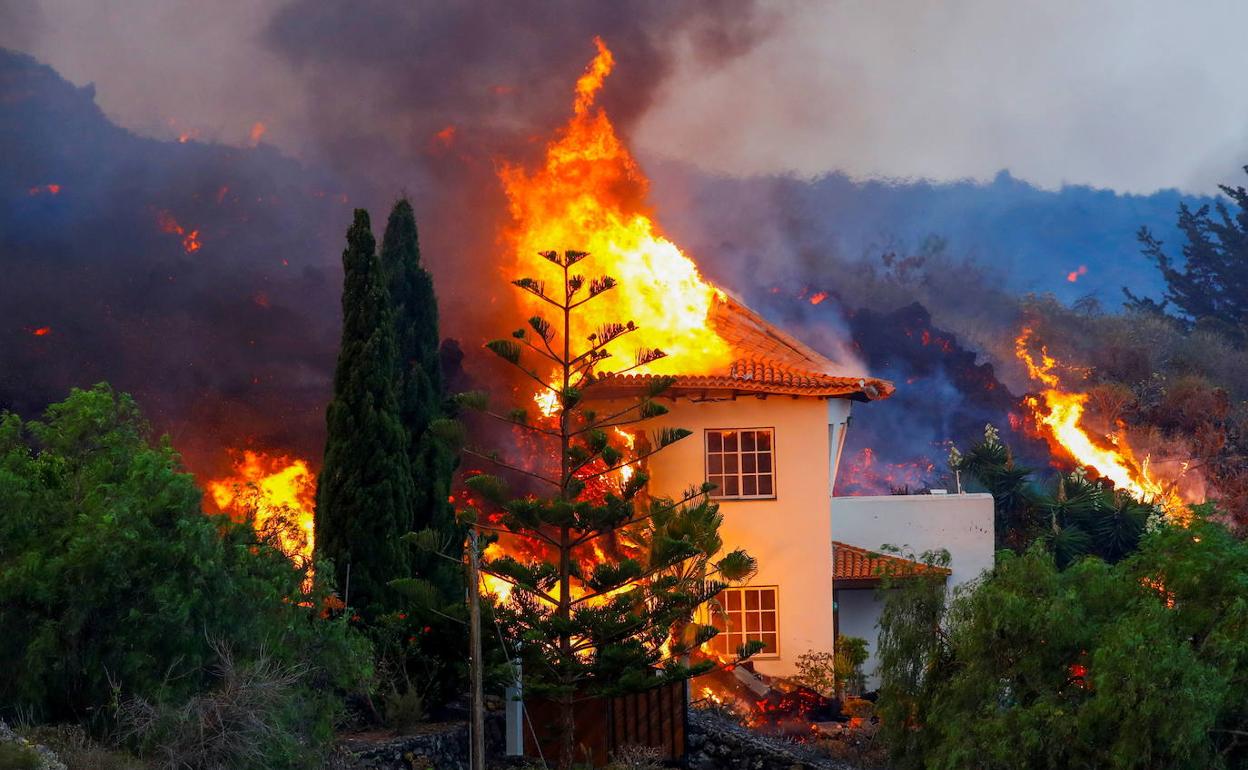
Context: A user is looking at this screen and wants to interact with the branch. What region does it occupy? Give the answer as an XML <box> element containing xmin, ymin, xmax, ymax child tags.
<box><xmin>474</xmin><ymin>522</ymin><xmax>560</xmax><ymax>549</ymax></box>
<box><xmin>569</xmin><ymin>489</ymin><xmax>706</xmax><ymax>548</ymax></box>
<box><xmin>479</xmin><ymin>409</ymin><xmax>562</xmax><ymax>439</ymax></box>
<box><xmin>478</xmin><ymin>570</ymin><xmax>560</xmax><ymax>609</ymax></box>
<box><xmin>463</xmin><ymin>448</ymin><xmax>560</xmax><ymax>487</ymax></box>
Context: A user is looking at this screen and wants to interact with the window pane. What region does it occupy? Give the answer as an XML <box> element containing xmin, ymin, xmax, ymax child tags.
<box><xmin>760</xmin><ymin>633</ymin><xmax>777</xmax><ymax>654</ymax></box>
<box><xmin>761</xmin><ymin>589</ymin><xmax>776</xmax><ymax>610</ymax></box>
<box><xmin>743</xmin><ymin>476</ymin><xmax>757</xmax><ymax>496</ymax></box>
<box><xmin>757</xmin><ymin>431</ymin><xmax>772</xmax><ymax>450</ymax></box>
<box><xmin>742</xmin><ymin>431</ymin><xmax>756</xmax><ymax>451</ymax></box>
<box><xmin>745</xmin><ymin>590</ymin><xmax>759</xmax><ymax>610</ymax></box>
<box><xmin>757</xmin><ymin>452</ymin><xmax>772</xmax><ymax>472</ymax></box>
<box><xmin>707</xmin><ymin>475</ymin><xmax>722</xmax><ymax>494</ymax></box>
<box><xmin>724</xmin><ymin>455</ymin><xmax>738</xmax><ymax>473</ymax></box>
<box><xmin>707</xmin><ymin>432</ymin><xmax>722</xmax><ymax>452</ymax></box>
<box><xmin>725</xmin><ymin>590</ymin><xmax>740</xmax><ymax>611</ymax></box>
<box><xmin>746</xmin><ymin>613</ymin><xmax>760</xmax><ymax>632</ymax></box>
<box><xmin>758</xmin><ymin>475</ymin><xmax>773</xmax><ymax>496</ymax></box>
<box><xmin>723</xmin><ymin>477</ymin><xmax>739</xmax><ymax>496</ymax></box>
<box><xmin>742</xmin><ymin>454</ymin><xmax>756</xmax><ymax>473</ymax></box>
<box><xmin>762</xmin><ymin>613</ymin><xmax>776</xmax><ymax>632</ymax></box>
<box><xmin>708</xmin><ymin>455</ymin><xmax>723</xmax><ymax>474</ymax></box>
<box><xmin>711</xmin><ymin>612</ymin><xmax>726</xmax><ymax>630</ymax></box>
<box><xmin>723</xmin><ymin>431</ymin><xmax>738</xmax><ymax>452</ymax></box>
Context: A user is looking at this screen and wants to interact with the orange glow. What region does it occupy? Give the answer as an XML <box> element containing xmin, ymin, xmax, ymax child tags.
<box><xmin>156</xmin><ymin>210</ymin><xmax>202</xmax><ymax>254</ymax></box>
<box><xmin>28</xmin><ymin>326</ymin><xmax>52</xmax><ymax>337</ymax></box>
<box><xmin>28</xmin><ymin>184</ymin><xmax>60</xmax><ymax>196</ymax></box>
<box><xmin>808</xmin><ymin>291</ymin><xmax>828</xmax><ymax>306</ymax></box>
<box><xmin>249</xmin><ymin>121</ymin><xmax>267</xmax><ymax>145</ymax></box>
<box><xmin>1066</xmin><ymin>265</ymin><xmax>1088</xmax><ymax>283</ymax></box>
<box><xmin>434</xmin><ymin>125</ymin><xmax>456</xmax><ymax>148</ymax></box>
<box><xmin>498</xmin><ymin>37</ymin><xmax>733</xmax><ymax>383</ymax></box>
<box><xmin>207</xmin><ymin>450</ymin><xmax>316</xmax><ymax>577</ymax></box>
<box><xmin>1015</xmin><ymin>327</ymin><xmax>1189</xmax><ymax>520</ymax></box>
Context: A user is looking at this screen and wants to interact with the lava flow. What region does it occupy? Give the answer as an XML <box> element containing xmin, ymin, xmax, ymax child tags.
<box><xmin>498</xmin><ymin>37</ymin><xmax>733</xmax><ymax>384</ymax></box>
<box><xmin>206</xmin><ymin>450</ymin><xmax>316</xmax><ymax>572</ymax></box>
<box><xmin>1015</xmin><ymin>327</ymin><xmax>1191</xmax><ymax>519</ymax></box>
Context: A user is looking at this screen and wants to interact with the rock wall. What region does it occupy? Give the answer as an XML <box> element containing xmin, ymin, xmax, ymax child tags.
<box><xmin>687</xmin><ymin>710</ymin><xmax>857</xmax><ymax>770</ymax></box>
<box><xmin>342</xmin><ymin>716</ymin><xmax>506</xmax><ymax>770</ymax></box>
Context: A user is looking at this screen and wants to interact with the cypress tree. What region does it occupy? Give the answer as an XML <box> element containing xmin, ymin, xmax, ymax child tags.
<box><xmin>315</xmin><ymin>209</ymin><xmax>414</xmax><ymax>618</ymax></box>
<box><xmin>378</xmin><ymin>199</ymin><xmax>464</xmax><ymax>599</ymax></box>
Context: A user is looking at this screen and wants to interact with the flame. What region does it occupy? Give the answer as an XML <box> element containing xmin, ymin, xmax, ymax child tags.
<box><xmin>808</xmin><ymin>291</ymin><xmax>828</xmax><ymax>306</ymax></box>
<box><xmin>27</xmin><ymin>326</ymin><xmax>52</xmax><ymax>337</ymax></box>
<box><xmin>249</xmin><ymin>121</ymin><xmax>267</xmax><ymax>145</ymax></box>
<box><xmin>156</xmin><ymin>210</ymin><xmax>202</xmax><ymax>254</ymax></box>
<box><xmin>498</xmin><ymin>37</ymin><xmax>733</xmax><ymax>384</ymax></box>
<box><xmin>207</xmin><ymin>450</ymin><xmax>316</xmax><ymax>575</ymax></box>
<box><xmin>1067</xmin><ymin>265</ymin><xmax>1088</xmax><ymax>283</ymax></box>
<box><xmin>1015</xmin><ymin>327</ymin><xmax>1189</xmax><ymax>519</ymax></box>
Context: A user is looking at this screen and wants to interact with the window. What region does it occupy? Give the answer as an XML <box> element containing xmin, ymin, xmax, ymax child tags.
<box><xmin>705</xmin><ymin>428</ymin><xmax>774</xmax><ymax>499</ymax></box>
<box><xmin>708</xmin><ymin>586</ymin><xmax>778</xmax><ymax>657</ymax></box>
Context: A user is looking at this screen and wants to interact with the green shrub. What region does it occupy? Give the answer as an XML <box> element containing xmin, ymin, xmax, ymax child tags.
<box><xmin>0</xmin><ymin>384</ymin><xmax>372</xmax><ymax>767</ymax></box>
<box><xmin>0</xmin><ymin>743</ymin><xmax>40</xmax><ymax>770</ymax></box>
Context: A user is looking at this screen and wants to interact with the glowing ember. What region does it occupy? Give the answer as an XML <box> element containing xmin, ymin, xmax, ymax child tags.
<box><xmin>156</xmin><ymin>210</ymin><xmax>202</xmax><ymax>254</ymax></box>
<box><xmin>27</xmin><ymin>326</ymin><xmax>52</xmax><ymax>337</ymax></box>
<box><xmin>27</xmin><ymin>184</ymin><xmax>61</xmax><ymax>196</ymax></box>
<box><xmin>206</xmin><ymin>450</ymin><xmax>316</xmax><ymax>573</ymax></box>
<box><xmin>249</xmin><ymin>121</ymin><xmax>267</xmax><ymax>145</ymax></box>
<box><xmin>1015</xmin><ymin>327</ymin><xmax>1189</xmax><ymax>519</ymax></box>
<box><xmin>808</xmin><ymin>291</ymin><xmax>829</xmax><ymax>306</ymax></box>
<box><xmin>1066</xmin><ymin>265</ymin><xmax>1088</xmax><ymax>283</ymax></box>
<box><xmin>498</xmin><ymin>37</ymin><xmax>733</xmax><ymax>383</ymax></box>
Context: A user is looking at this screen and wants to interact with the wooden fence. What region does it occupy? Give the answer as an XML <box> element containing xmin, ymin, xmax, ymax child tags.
<box><xmin>523</xmin><ymin>679</ymin><xmax>687</xmax><ymax>766</ymax></box>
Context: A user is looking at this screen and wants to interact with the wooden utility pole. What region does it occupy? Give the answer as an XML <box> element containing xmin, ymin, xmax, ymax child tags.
<box><xmin>468</xmin><ymin>528</ymin><xmax>486</xmax><ymax>770</ymax></box>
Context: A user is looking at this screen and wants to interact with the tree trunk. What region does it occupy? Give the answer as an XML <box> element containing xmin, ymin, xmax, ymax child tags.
<box><xmin>557</xmin><ymin>693</ymin><xmax>576</xmax><ymax>770</ymax></box>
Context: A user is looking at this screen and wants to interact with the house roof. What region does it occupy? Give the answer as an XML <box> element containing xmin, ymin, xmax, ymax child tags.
<box><xmin>589</xmin><ymin>294</ymin><xmax>895</xmax><ymax>401</ymax></box>
<box><xmin>832</xmin><ymin>541</ymin><xmax>951</xmax><ymax>588</ymax></box>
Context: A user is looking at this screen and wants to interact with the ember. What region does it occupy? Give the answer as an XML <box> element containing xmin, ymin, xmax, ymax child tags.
<box><xmin>155</xmin><ymin>209</ymin><xmax>202</xmax><ymax>254</ymax></box>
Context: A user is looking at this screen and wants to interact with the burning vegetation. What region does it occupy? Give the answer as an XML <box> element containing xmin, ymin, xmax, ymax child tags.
<box><xmin>206</xmin><ymin>449</ymin><xmax>316</xmax><ymax>571</ymax></box>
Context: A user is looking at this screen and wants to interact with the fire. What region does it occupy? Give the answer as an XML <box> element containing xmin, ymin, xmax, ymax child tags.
<box><xmin>206</xmin><ymin>450</ymin><xmax>316</xmax><ymax>573</ymax></box>
<box><xmin>498</xmin><ymin>37</ymin><xmax>733</xmax><ymax>382</ymax></box>
<box><xmin>28</xmin><ymin>184</ymin><xmax>60</xmax><ymax>196</ymax></box>
<box><xmin>1015</xmin><ymin>327</ymin><xmax>1189</xmax><ymax>519</ymax></box>
<box><xmin>808</xmin><ymin>291</ymin><xmax>829</xmax><ymax>306</ymax></box>
<box><xmin>1067</xmin><ymin>265</ymin><xmax>1088</xmax><ymax>283</ymax></box>
<box><xmin>27</xmin><ymin>326</ymin><xmax>52</xmax><ymax>336</ymax></box>
<box><xmin>249</xmin><ymin>121</ymin><xmax>267</xmax><ymax>145</ymax></box>
<box><xmin>156</xmin><ymin>210</ymin><xmax>202</xmax><ymax>254</ymax></box>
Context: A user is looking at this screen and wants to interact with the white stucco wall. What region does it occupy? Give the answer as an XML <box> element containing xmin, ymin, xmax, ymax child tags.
<box><xmin>642</xmin><ymin>394</ymin><xmax>848</xmax><ymax>677</ymax></box>
<box><xmin>831</xmin><ymin>493</ymin><xmax>995</xmax><ymax>687</ymax></box>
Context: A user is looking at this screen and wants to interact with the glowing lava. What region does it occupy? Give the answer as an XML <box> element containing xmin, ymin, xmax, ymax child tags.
<box><xmin>498</xmin><ymin>37</ymin><xmax>733</xmax><ymax>381</ymax></box>
<box><xmin>156</xmin><ymin>210</ymin><xmax>202</xmax><ymax>254</ymax></box>
<box><xmin>207</xmin><ymin>450</ymin><xmax>316</xmax><ymax>571</ymax></box>
<box><xmin>1015</xmin><ymin>327</ymin><xmax>1189</xmax><ymax>519</ymax></box>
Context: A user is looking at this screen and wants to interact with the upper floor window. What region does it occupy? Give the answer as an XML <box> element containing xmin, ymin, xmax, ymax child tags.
<box><xmin>705</xmin><ymin>428</ymin><xmax>775</xmax><ymax>499</ymax></box>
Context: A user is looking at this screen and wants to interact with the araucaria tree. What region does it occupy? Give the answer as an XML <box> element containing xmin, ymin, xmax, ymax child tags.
<box><xmin>315</xmin><ymin>209</ymin><xmax>415</xmax><ymax>618</ymax></box>
<box><xmin>460</xmin><ymin>249</ymin><xmax>756</xmax><ymax>770</ymax></box>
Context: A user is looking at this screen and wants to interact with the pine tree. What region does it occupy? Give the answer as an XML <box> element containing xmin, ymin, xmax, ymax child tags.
<box><xmin>1128</xmin><ymin>166</ymin><xmax>1248</xmax><ymax>345</ymax></box>
<box><xmin>379</xmin><ymin>199</ymin><xmax>463</xmax><ymax>598</ymax></box>
<box><xmin>456</xmin><ymin>249</ymin><xmax>758</xmax><ymax>770</ymax></box>
<box><xmin>315</xmin><ymin>209</ymin><xmax>415</xmax><ymax>618</ymax></box>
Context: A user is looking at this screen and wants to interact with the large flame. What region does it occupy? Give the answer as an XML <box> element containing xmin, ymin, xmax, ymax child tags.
<box><xmin>498</xmin><ymin>37</ymin><xmax>733</xmax><ymax>380</ymax></box>
<box><xmin>207</xmin><ymin>450</ymin><xmax>316</xmax><ymax>570</ymax></box>
<box><xmin>1015</xmin><ymin>328</ymin><xmax>1189</xmax><ymax>520</ymax></box>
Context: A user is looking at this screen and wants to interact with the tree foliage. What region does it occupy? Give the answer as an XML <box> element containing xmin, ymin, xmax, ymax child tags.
<box><xmin>455</xmin><ymin>248</ymin><xmax>758</xmax><ymax>769</ymax></box>
<box><xmin>0</xmin><ymin>384</ymin><xmax>370</xmax><ymax>767</ymax></box>
<box><xmin>315</xmin><ymin>209</ymin><xmax>415</xmax><ymax>619</ymax></box>
<box><xmin>877</xmin><ymin>507</ymin><xmax>1248</xmax><ymax>770</ymax></box>
<box><xmin>1128</xmin><ymin>166</ymin><xmax>1248</xmax><ymax>345</ymax></box>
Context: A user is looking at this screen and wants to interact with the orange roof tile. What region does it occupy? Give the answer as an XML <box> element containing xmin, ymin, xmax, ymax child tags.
<box><xmin>833</xmin><ymin>541</ymin><xmax>951</xmax><ymax>587</ymax></box>
<box><xmin>590</xmin><ymin>294</ymin><xmax>894</xmax><ymax>401</ymax></box>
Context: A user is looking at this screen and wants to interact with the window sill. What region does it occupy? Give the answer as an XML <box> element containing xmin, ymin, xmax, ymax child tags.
<box><xmin>710</xmin><ymin>496</ymin><xmax>778</xmax><ymax>502</ymax></box>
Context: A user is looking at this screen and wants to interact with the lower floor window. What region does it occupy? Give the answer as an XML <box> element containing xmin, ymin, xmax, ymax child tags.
<box><xmin>708</xmin><ymin>586</ymin><xmax>778</xmax><ymax>656</ymax></box>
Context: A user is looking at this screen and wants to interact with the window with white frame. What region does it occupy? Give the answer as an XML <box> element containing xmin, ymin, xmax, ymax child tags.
<box><xmin>705</xmin><ymin>428</ymin><xmax>775</xmax><ymax>499</ymax></box>
<box><xmin>708</xmin><ymin>586</ymin><xmax>778</xmax><ymax>656</ymax></box>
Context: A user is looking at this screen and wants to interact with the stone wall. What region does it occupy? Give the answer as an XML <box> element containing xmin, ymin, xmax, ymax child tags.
<box><xmin>342</xmin><ymin>715</ymin><xmax>506</xmax><ymax>770</ymax></box>
<box><xmin>686</xmin><ymin>710</ymin><xmax>857</xmax><ymax>770</ymax></box>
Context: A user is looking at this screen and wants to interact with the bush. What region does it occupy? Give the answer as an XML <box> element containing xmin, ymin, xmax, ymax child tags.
<box><xmin>0</xmin><ymin>743</ymin><xmax>40</xmax><ymax>770</ymax></box>
<box><xmin>0</xmin><ymin>384</ymin><xmax>372</xmax><ymax>767</ymax></box>
<box><xmin>876</xmin><ymin>506</ymin><xmax>1248</xmax><ymax>770</ymax></box>
<box><xmin>17</xmin><ymin>725</ymin><xmax>144</xmax><ymax>770</ymax></box>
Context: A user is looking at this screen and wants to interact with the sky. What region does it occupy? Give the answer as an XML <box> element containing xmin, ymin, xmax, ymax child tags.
<box><xmin>3</xmin><ymin>0</ymin><xmax>1247</xmax><ymax>196</ymax></box>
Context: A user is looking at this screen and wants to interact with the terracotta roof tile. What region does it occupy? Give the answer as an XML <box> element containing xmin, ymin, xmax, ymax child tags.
<box><xmin>833</xmin><ymin>541</ymin><xmax>951</xmax><ymax>586</ymax></box>
<box><xmin>591</xmin><ymin>294</ymin><xmax>894</xmax><ymax>401</ymax></box>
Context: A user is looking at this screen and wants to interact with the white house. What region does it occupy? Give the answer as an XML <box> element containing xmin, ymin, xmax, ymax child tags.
<box><xmin>591</xmin><ymin>296</ymin><xmax>996</xmax><ymax>679</ymax></box>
